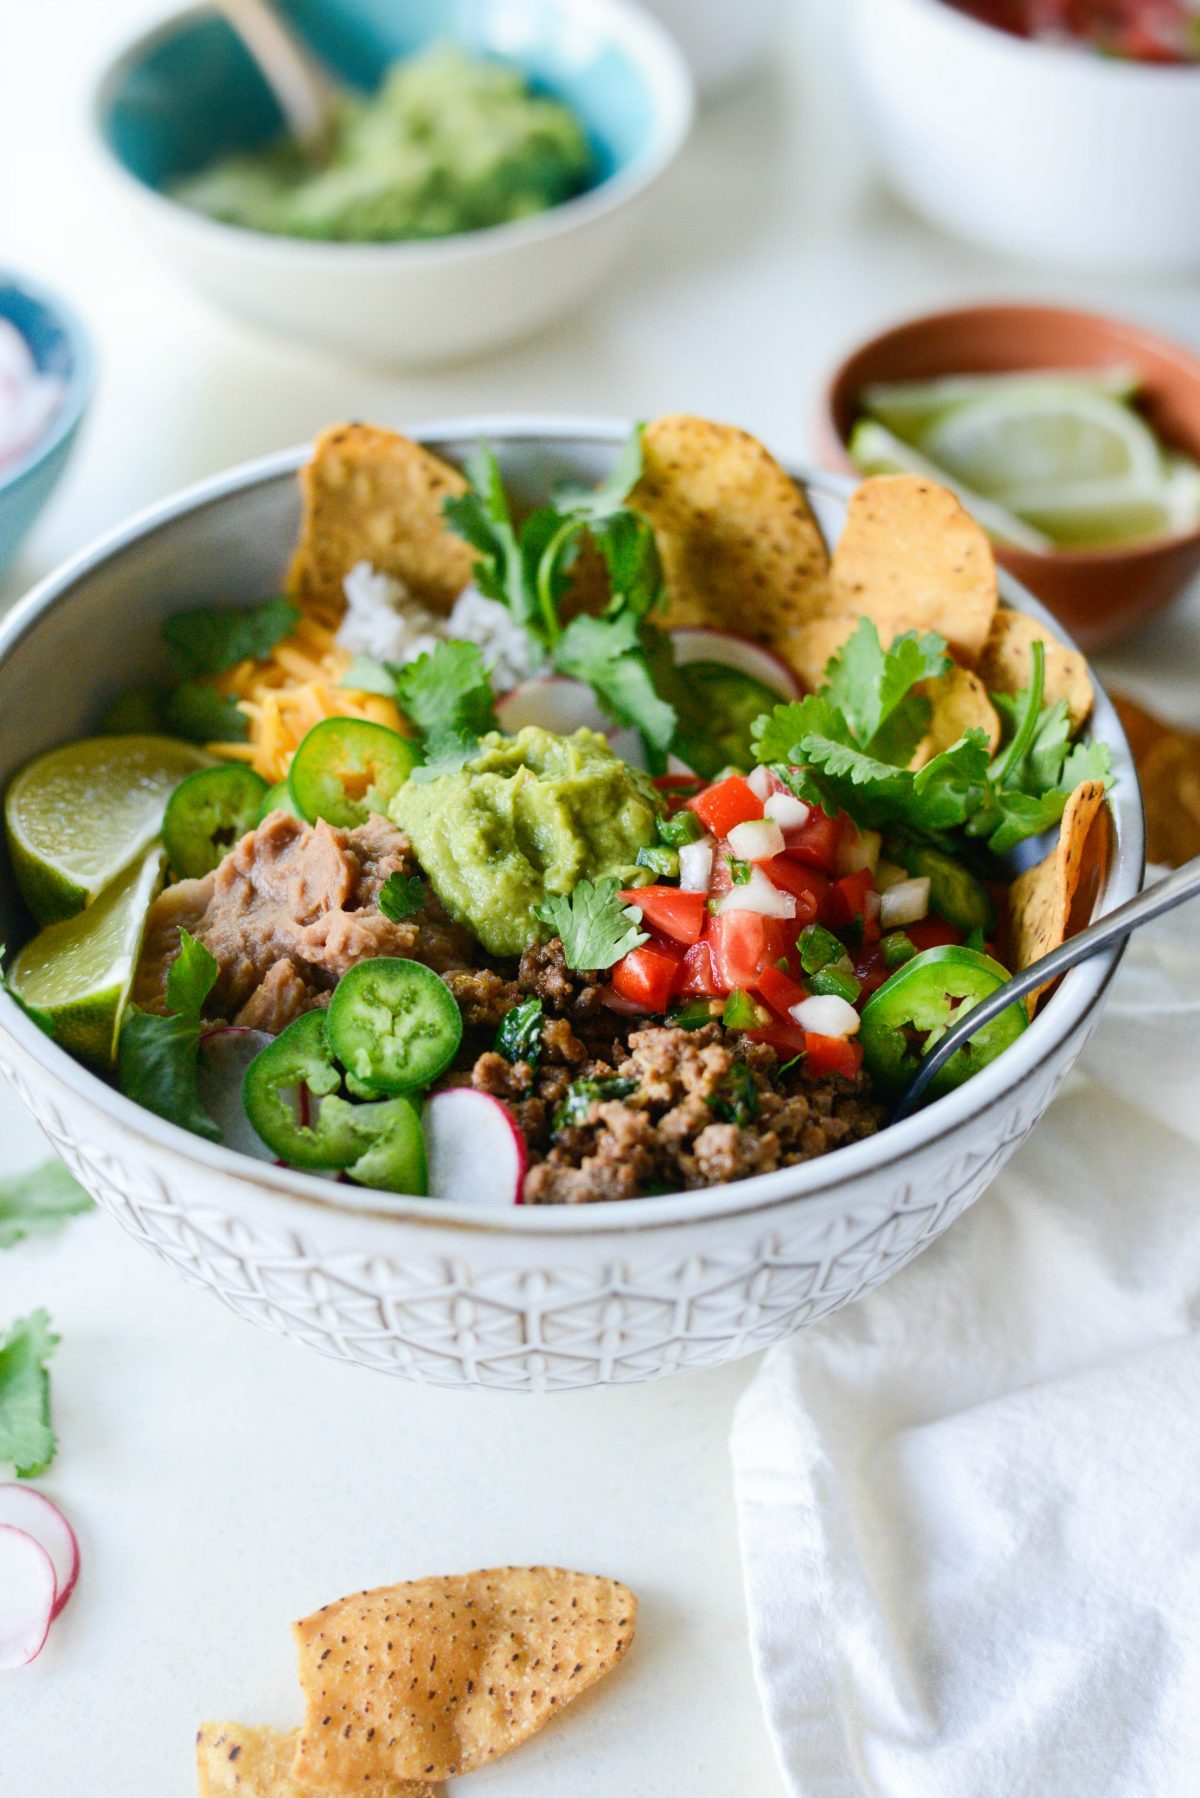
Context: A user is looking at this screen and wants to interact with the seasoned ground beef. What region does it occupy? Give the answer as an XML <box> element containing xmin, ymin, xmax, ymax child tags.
<box><xmin>135</xmin><ymin>811</ymin><xmax>476</xmax><ymax>1029</ymax></box>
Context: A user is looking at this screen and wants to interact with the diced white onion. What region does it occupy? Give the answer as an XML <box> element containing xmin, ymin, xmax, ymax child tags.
<box><xmin>879</xmin><ymin>876</ymin><xmax>931</xmax><ymax>929</ymax></box>
<box><xmin>874</xmin><ymin>859</ymin><xmax>909</xmax><ymax>893</ymax></box>
<box><xmin>788</xmin><ymin>994</ymin><xmax>861</xmax><ymax>1038</ymax></box>
<box><xmin>865</xmin><ymin>889</ymin><xmax>881</xmax><ymax>924</ymax></box>
<box><xmin>764</xmin><ymin>791</ymin><xmax>810</xmax><ymax>830</ymax></box>
<box><xmin>838</xmin><ymin>826</ymin><xmax>882</xmax><ymax>877</ymax></box>
<box><xmin>678</xmin><ymin>836</ymin><xmax>715</xmax><ymax>892</ymax></box>
<box><xmin>747</xmin><ymin>764</ymin><xmax>773</xmax><ymax>801</ymax></box>
<box><xmin>717</xmin><ymin>866</ymin><xmax>797</xmax><ymax>919</ymax></box>
<box><xmin>727</xmin><ymin>817</ymin><xmax>785</xmax><ymax>862</ymax></box>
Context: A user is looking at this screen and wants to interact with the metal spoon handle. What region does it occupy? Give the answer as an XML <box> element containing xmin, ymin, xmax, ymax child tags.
<box><xmin>213</xmin><ymin>0</ymin><xmax>334</xmax><ymax>150</ymax></box>
<box><xmin>890</xmin><ymin>856</ymin><xmax>1200</xmax><ymax>1122</ymax></box>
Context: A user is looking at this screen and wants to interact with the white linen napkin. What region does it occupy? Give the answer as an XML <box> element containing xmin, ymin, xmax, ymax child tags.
<box><xmin>732</xmin><ymin>886</ymin><xmax>1200</xmax><ymax>1798</ymax></box>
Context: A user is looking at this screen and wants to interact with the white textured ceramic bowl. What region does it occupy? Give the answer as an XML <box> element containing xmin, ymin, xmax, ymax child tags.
<box><xmin>91</xmin><ymin>0</ymin><xmax>693</xmax><ymax>366</ymax></box>
<box><xmin>0</xmin><ymin>420</ymin><xmax>1142</xmax><ymax>1391</ymax></box>
<box><xmin>849</xmin><ymin>0</ymin><xmax>1200</xmax><ymax>272</ymax></box>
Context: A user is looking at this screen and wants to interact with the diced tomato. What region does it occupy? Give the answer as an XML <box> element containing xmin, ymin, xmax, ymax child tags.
<box><xmin>821</xmin><ymin>868</ymin><xmax>875</xmax><ymax>932</ymax></box>
<box><xmin>611</xmin><ymin>940</ymin><xmax>684</xmax><ymax>1012</ymax></box>
<box><xmin>760</xmin><ymin>856</ymin><xmax>827</xmax><ymax>921</ymax></box>
<box><xmin>779</xmin><ymin>807</ymin><xmax>841</xmax><ymax>876</ymax></box>
<box><xmin>907</xmin><ymin>913</ymin><xmax>965</xmax><ymax>952</ymax></box>
<box><xmin>619</xmin><ymin>885</ymin><xmax>706</xmax><ymax>945</ymax></box>
<box><xmin>689</xmin><ymin>774</ymin><xmax>763</xmax><ymax>838</ymax></box>
<box><xmin>804</xmin><ymin>1033</ymin><xmax>863</xmax><ymax>1079</ymax></box>
<box><xmin>707</xmin><ymin>911</ymin><xmax>792</xmax><ymax>992</ymax></box>
<box><xmin>747</xmin><ymin>1018</ymin><xmax>809</xmax><ymax>1058</ymax></box>
<box><xmin>673</xmin><ymin>939</ymin><xmax>722</xmax><ymax>997</ymax></box>
<box><xmin>755</xmin><ymin>964</ymin><xmax>808</xmax><ymax>1018</ymax></box>
<box><xmin>653</xmin><ymin>771</ymin><xmax>705</xmax><ymax>815</ymax></box>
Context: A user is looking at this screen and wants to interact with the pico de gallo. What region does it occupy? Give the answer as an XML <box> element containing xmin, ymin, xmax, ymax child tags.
<box><xmin>948</xmin><ymin>0</ymin><xmax>1200</xmax><ymax>61</ymax></box>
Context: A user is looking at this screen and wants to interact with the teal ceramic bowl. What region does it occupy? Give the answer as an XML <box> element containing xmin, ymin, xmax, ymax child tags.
<box><xmin>93</xmin><ymin>0</ymin><xmax>693</xmax><ymax>365</ymax></box>
<box><xmin>0</xmin><ymin>275</ymin><xmax>93</xmax><ymax>581</ymax></box>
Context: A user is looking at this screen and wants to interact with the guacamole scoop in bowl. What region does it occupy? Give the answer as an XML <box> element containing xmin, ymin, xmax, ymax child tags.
<box><xmin>171</xmin><ymin>46</ymin><xmax>594</xmax><ymax>244</ymax></box>
<box><xmin>392</xmin><ymin>725</ymin><xmax>658</xmax><ymax>956</ymax></box>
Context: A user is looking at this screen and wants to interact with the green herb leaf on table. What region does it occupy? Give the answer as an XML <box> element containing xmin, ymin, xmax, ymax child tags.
<box><xmin>496</xmin><ymin>995</ymin><xmax>544</xmax><ymax>1067</ymax></box>
<box><xmin>117</xmin><ymin>929</ymin><xmax>221</xmax><ymax>1143</ymax></box>
<box><xmin>553</xmin><ymin>1075</ymin><xmax>638</xmax><ymax>1132</ymax></box>
<box><xmin>0</xmin><ymin>1162</ymin><xmax>92</xmax><ymax>1250</ymax></box>
<box><xmin>163</xmin><ymin>596</ymin><xmax>299</xmax><ymax>680</ymax></box>
<box><xmin>378</xmin><ymin>872</ymin><xmax>425</xmax><ymax>922</ymax></box>
<box><xmin>535</xmin><ymin>877</ymin><xmax>649</xmax><ymax>972</ymax></box>
<box><xmin>0</xmin><ymin>1309</ymin><xmax>59</xmax><ymax>1479</ymax></box>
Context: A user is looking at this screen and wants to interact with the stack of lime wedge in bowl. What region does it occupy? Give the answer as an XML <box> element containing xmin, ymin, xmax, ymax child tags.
<box><xmin>4</xmin><ymin>737</ymin><xmax>208</xmax><ymax>1063</ymax></box>
<box><xmin>850</xmin><ymin>368</ymin><xmax>1200</xmax><ymax>552</ymax></box>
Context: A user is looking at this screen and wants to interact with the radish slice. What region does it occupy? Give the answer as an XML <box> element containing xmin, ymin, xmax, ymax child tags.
<box><xmin>423</xmin><ymin>1089</ymin><xmax>528</xmax><ymax>1206</ymax></box>
<box><xmin>0</xmin><ymin>1487</ymin><xmax>78</xmax><ymax>1619</ymax></box>
<box><xmin>496</xmin><ymin>678</ymin><xmax>611</xmax><ymax>738</ymax></box>
<box><xmin>198</xmin><ymin>1028</ymin><xmax>274</xmax><ymax>1162</ymax></box>
<box><xmin>0</xmin><ymin>1525</ymin><xmax>56</xmax><ymax>1668</ymax></box>
<box><xmin>668</xmin><ymin>627</ymin><xmax>802</xmax><ymax>699</ymax></box>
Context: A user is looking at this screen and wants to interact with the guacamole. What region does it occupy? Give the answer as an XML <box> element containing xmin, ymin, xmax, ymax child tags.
<box><xmin>171</xmin><ymin>46</ymin><xmax>594</xmax><ymax>243</ymax></box>
<box><xmin>391</xmin><ymin>727</ymin><xmax>659</xmax><ymax>957</ymax></box>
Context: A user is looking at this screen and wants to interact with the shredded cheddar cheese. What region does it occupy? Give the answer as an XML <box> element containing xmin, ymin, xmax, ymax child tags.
<box><xmin>206</xmin><ymin>600</ymin><xmax>407</xmax><ymax>784</ymax></box>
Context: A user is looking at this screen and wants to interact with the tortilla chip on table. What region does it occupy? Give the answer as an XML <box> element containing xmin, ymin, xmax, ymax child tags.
<box><xmin>291</xmin><ymin>1565</ymin><xmax>636</xmax><ymax>1787</ymax></box>
<box><xmin>288</xmin><ymin>424</ymin><xmax>475</xmax><ymax>614</ymax></box>
<box><xmin>195</xmin><ymin>1722</ymin><xmax>439</xmax><ymax>1796</ymax></box>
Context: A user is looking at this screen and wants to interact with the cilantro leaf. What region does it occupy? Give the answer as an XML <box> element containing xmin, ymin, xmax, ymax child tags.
<box><xmin>555</xmin><ymin>613</ymin><xmax>676</xmax><ymax>766</ymax></box>
<box><xmin>706</xmin><ymin>1062</ymin><xmax>759</xmax><ymax>1126</ymax></box>
<box><xmin>553</xmin><ymin>1075</ymin><xmax>639</xmax><ymax>1131</ymax></box>
<box><xmin>117</xmin><ymin>930</ymin><xmax>221</xmax><ymax>1142</ymax></box>
<box><xmin>443</xmin><ymin>446</ymin><xmax>545</xmax><ymax>639</ymax></box>
<box><xmin>165</xmin><ymin>681</ymin><xmax>248</xmax><ymax>744</ymax></box>
<box><xmin>393</xmin><ymin>641</ymin><xmax>498</xmax><ymax>783</ymax></box>
<box><xmin>553</xmin><ymin>426</ymin><xmax>645</xmax><ymax>524</ymax></box>
<box><xmin>825</xmin><ymin>620</ymin><xmax>948</xmax><ymax>753</ymax></box>
<box><xmin>0</xmin><ymin>1162</ymin><xmax>92</xmax><ymax>1250</ymax></box>
<box><xmin>751</xmin><ymin>694</ymin><xmax>851</xmax><ymax>766</ymax></box>
<box><xmin>1062</xmin><ymin>739</ymin><xmax>1113</xmax><ymax>790</ymax></box>
<box><xmin>496</xmin><ymin>995</ymin><xmax>544</xmax><ymax>1067</ymax></box>
<box><xmin>0</xmin><ymin>1309</ymin><xmax>58</xmax><ymax>1478</ymax></box>
<box><xmin>340</xmin><ymin>654</ymin><xmax>398</xmax><ymax>698</ymax></box>
<box><xmin>163</xmin><ymin>596</ymin><xmax>299</xmax><ymax>680</ymax></box>
<box><xmin>378</xmin><ymin>872</ymin><xmax>425</xmax><ymax>922</ymax></box>
<box><xmin>0</xmin><ymin>944</ymin><xmax>54</xmax><ymax>1039</ymax></box>
<box><xmin>534</xmin><ymin>877</ymin><xmax>649</xmax><ymax>971</ymax></box>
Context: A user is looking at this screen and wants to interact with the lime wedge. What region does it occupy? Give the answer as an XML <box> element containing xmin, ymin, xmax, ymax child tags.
<box><xmin>862</xmin><ymin>367</ymin><xmax>1140</xmax><ymax>440</ymax></box>
<box><xmin>1002</xmin><ymin>458</ymin><xmax>1200</xmax><ymax>547</ymax></box>
<box><xmin>848</xmin><ymin>420</ymin><xmax>1054</xmax><ymax>552</ymax></box>
<box><xmin>7</xmin><ymin>847</ymin><xmax>166</xmax><ymax>1067</ymax></box>
<box><xmin>5</xmin><ymin>736</ymin><xmax>209</xmax><ymax>926</ymax></box>
<box><xmin>919</xmin><ymin>385</ymin><xmax>1163</xmax><ymax>497</ymax></box>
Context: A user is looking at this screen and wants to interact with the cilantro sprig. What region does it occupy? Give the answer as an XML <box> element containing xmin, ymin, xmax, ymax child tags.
<box><xmin>163</xmin><ymin>596</ymin><xmax>299</xmax><ymax>680</ymax></box>
<box><xmin>378</xmin><ymin>871</ymin><xmax>426</xmax><ymax>922</ymax></box>
<box><xmin>535</xmin><ymin>877</ymin><xmax>649</xmax><ymax>971</ymax></box>
<box><xmin>0</xmin><ymin>1309</ymin><xmax>59</xmax><ymax>1479</ymax></box>
<box><xmin>751</xmin><ymin>619</ymin><xmax>1110</xmax><ymax>861</ymax></box>
<box><xmin>442</xmin><ymin>429</ymin><xmax>677</xmax><ymax>769</ymax></box>
<box><xmin>0</xmin><ymin>1162</ymin><xmax>92</xmax><ymax>1250</ymax></box>
<box><xmin>117</xmin><ymin>931</ymin><xmax>221</xmax><ymax>1142</ymax></box>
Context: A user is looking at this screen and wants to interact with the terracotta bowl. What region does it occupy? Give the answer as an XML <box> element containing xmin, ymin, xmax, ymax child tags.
<box><xmin>819</xmin><ymin>302</ymin><xmax>1200</xmax><ymax>650</ymax></box>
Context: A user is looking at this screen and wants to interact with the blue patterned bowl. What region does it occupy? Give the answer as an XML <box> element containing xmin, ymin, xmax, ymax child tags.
<box><xmin>0</xmin><ymin>275</ymin><xmax>93</xmax><ymax>581</ymax></box>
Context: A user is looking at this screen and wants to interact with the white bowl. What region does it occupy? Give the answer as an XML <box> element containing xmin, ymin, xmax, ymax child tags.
<box><xmin>849</xmin><ymin>0</ymin><xmax>1200</xmax><ymax>272</ymax></box>
<box><xmin>0</xmin><ymin>420</ymin><xmax>1142</xmax><ymax>1391</ymax></box>
<box><xmin>91</xmin><ymin>0</ymin><xmax>693</xmax><ymax>366</ymax></box>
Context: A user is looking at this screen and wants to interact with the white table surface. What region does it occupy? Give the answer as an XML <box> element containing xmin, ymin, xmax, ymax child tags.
<box><xmin>2</xmin><ymin>4</ymin><xmax>1198</xmax><ymax>1794</ymax></box>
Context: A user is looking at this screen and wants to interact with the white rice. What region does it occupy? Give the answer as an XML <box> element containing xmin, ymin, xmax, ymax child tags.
<box><xmin>335</xmin><ymin>562</ymin><xmax>539</xmax><ymax>692</ymax></box>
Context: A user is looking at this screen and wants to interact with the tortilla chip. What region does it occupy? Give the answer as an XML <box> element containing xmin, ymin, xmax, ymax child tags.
<box><xmin>778</xmin><ymin>613</ymin><xmax>870</xmax><ymax>691</ymax></box>
<box><xmin>196</xmin><ymin>1722</ymin><xmax>437</xmax><ymax>1797</ymax></box>
<box><xmin>291</xmin><ymin>1566</ymin><xmax>636</xmax><ymax>1787</ymax></box>
<box><xmin>830</xmin><ymin>474</ymin><xmax>998</xmax><ymax>666</ymax></box>
<box><xmin>630</xmin><ymin>415</ymin><xmax>832</xmax><ymax>645</ymax></box>
<box><xmin>287</xmin><ymin>424</ymin><xmax>475</xmax><ymax>614</ymax></box>
<box><xmin>1140</xmin><ymin>731</ymin><xmax>1200</xmax><ymax>868</ymax></box>
<box><xmin>913</xmin><ymin>666</ymin><xmax>1001</xmax><ymax>768</ymax></box>
<box><xmin>1008</xmin><ymin>780</ymin><xmax>1108</xmax><ymax>1011</ymax></box>
<box><xmin>976</xmin><ymin>609</ymin><xmax>1094</xmax><ymax>733</ymax></box>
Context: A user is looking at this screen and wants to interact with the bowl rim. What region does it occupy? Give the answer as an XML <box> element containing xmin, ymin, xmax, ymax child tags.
<box><xmin>0</xmin><ymin>270</ymin><xmax>95</xmax><ymax>499</ymax></box>
<box><xmin>90</xmin><ymin>0</ymin><xmax>695</xmax><ymax>267</ymax></box>
<box><xmin>0</xmin><ymin>416</ymin><xmax>1145</xmax><ymax>1238</ymax></box>
<box><xmin>872</xmin><ymin>0</ymin><xmax>1200</xmax><ymax>79</ymax></box>
<box><xmin>821</xmin><ymin>298</ymin><xmax>1200</xmax><ymax>565</ymax></box>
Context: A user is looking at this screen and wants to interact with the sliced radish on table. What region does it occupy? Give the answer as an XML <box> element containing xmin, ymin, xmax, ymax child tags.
<box><xmin>198</xmin><ymin>1029</ymin><xmax>275</xmax><ymax>1161</ymax></box>
<box><xmin>0</xmin><ymin>1486</ymin><xmax>79</xmax><ymax>1619</ymax></box>
<box><xmin>0</xmin><ymin>1524</ymin><xmax>56</xmax><ymax>1668</ymax></box>
<box><xmin>423</xmin><ymin>1089</ymin><xmax>527</xmax><ymax>1206</ymax></box>
<box><xmin>668</xmin><ymin>627</ymin><xmax>802</xmax><ymax>699</ymax></box>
